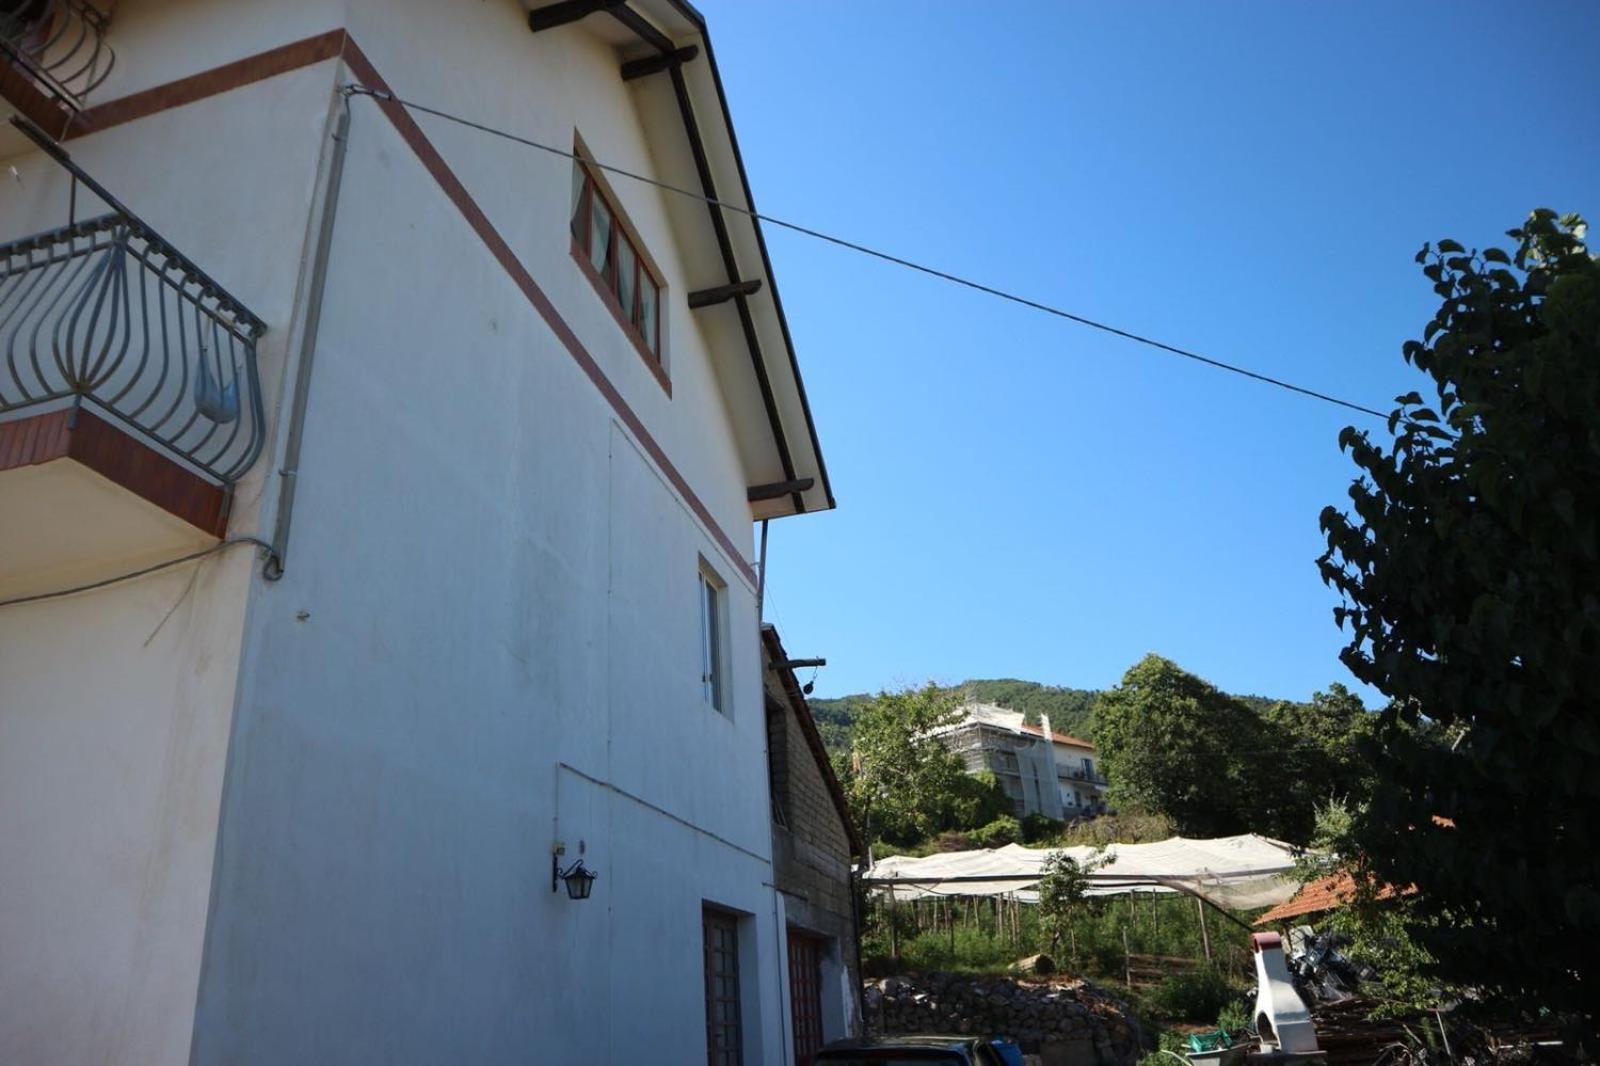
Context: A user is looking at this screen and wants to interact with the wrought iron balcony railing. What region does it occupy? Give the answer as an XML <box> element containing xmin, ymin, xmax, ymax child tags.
<box><xmin>0</xmin><ymin>0</ymin><xmax>114</xmax><ymax>110</ymax></box>
<box><xmin>0</xmin><ymin>119</ymin><xmax>266</xmax><ymax>485</ymax></box>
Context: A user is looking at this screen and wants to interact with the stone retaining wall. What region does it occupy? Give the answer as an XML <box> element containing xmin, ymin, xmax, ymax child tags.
<box><xmin>864</xmin><ymin>972</ymin><xmax>1145</xmax><ymax>1066</ymax></box>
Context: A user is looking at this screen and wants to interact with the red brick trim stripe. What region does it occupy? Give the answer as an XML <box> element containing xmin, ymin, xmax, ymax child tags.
<box><xmin>69</xmin><ymin>29</ymin><xmax>348</xmax><ymax>138</ymax></box>
<box><xmin>3</xmin><ymin>29</ymin><xmax>755</xmax><ymax>582</ymax></box>
<box><xmin>0</xmin><ymin>58</ymin><xmax>75</xmax><ymax>139</ymax></box>
<box><xmin>0</xmin><ymin>408</ymin><xmax>228</xmax><ymax>536</ymax></box>
<box><xmin>340</xmin><ymin>38</ymin><xmax>757</xmax><ymax>586</ymax></box>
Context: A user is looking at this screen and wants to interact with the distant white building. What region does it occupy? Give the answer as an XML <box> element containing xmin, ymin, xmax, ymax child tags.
<box><xmin>933</xmin><ymin>703</ymin><xmax>1110</xmax><ymax>821</ymax></box>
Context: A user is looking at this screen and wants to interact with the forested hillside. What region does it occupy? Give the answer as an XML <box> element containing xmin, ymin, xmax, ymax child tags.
<box><xmin>810</xmin><ymin>677</ymin><xmax>1285</xmax><ymax>753</ymax></box>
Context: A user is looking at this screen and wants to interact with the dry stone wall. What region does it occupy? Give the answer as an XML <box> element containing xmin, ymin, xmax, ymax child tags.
<box><xmin>864</xmin><ymin>972</ymin><xmax>1145</xmax><ymax>1066</ymax></box>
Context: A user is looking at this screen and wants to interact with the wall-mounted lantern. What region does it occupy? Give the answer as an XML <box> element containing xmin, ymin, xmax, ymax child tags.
<box><xmin>552</xmin><ymin>841</ymin><xmax>598</xmax><ymax>900</ymax></box>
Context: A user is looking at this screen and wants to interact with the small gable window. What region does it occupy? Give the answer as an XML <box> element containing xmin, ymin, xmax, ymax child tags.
<box><xmin>570</xmin><ymin>147</ymin><xmax>664</xmax><ymax>374</ymax></box>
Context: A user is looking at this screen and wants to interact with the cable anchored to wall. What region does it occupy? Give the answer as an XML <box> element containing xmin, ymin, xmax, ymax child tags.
<box><xmin>341</xmin><ymin>85</ymin><xmax>1391</xmax><ymax>423</ymax></box>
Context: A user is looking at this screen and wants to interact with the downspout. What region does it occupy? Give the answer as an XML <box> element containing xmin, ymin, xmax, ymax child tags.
<box><xmin>263</xmin><ymin>95</ymin><xmax>352</xmax><ymax>580</ymax></box>
<box><xmin>756</xmin><ymin>518</ymin><xmax>769</xmax><ymax>622</ymax></box>
<box><xmin>771</xmin><ymin>885</ymin><xmax>794</xmax><ymax>1065</ymax></box>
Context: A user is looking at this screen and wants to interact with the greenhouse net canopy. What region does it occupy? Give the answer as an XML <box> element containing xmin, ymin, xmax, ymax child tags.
<box><xmin>861</xmin><ymin>834</ymin><xmax>1301</xmax><ymax>910</ymax></box>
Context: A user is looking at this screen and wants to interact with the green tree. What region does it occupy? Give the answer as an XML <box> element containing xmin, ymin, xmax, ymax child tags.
<box><xmin>1036</xmin><ymin>848</ymin><xmax>1107</xmax><ymax>958</ymax></box>
<box><xmin>1292</xmin><ymin>800</ymin><xmax>1441</xmax><ymax>1013</ymax></box>
<box><xmin>836</xmin><ymin>684</ymin><xmax>972</xmax><ymax>847</ymax></box>
<box><xmin>1319</xmin><ymin>211</ymin><xmax>1599</xmax><ymax>1027</ymax></box>
<box><xmin>1261</xmin><ymin>683</ymin><xmax>1375</xmax><ymax>839</ymax></box>
<box><xmin>1094</xmin><ymin>654</ymin><xmax>1267</xmax><ymax>837</ymax></box>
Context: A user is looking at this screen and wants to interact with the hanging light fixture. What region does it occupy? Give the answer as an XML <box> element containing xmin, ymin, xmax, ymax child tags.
<box><xmin>552</xmin><ymin>842</ymin><xmax>598</xmax><ymax>900</ymax></box>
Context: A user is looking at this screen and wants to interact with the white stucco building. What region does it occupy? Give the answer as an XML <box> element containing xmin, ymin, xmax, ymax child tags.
<box><xmin>0</xmin><ymin>2</ymin><xmax>846</xmax><ymax>1063</ymax></box>
<box><xmin>934</xmin><ymin>703</ymin><xmax>1110</xmax><ymax>821</ymax></box>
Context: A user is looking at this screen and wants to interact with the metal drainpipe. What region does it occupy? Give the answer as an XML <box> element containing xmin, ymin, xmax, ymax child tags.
<box><xmin>263</xmin><ymin>98</ymin><xmax>352</xmax><ymax>580</ymax></box>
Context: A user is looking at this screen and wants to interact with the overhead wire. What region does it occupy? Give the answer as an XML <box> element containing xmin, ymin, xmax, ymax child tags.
<box><xmin>344</xmin><ymin>85</ymin><xmax>1393</xmax><ymax>423</ymax></box>
<box><xmin>0</xmin><ymin>537</ymin><xmax>272</xmax><ymax>609</ymax></box>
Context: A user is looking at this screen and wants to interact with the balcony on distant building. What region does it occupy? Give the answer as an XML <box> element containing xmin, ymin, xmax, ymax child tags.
<box><xmin>0</xmin><ymin>118</ymin><xmax>266</xmax><ymax>600</ymax></box>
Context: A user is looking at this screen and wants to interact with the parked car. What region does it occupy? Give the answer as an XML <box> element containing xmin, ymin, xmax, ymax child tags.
<box><xmin>815</xmin><ymin>1035</ymin><xmax>1017</xmax><ymax>1065</ymax></box>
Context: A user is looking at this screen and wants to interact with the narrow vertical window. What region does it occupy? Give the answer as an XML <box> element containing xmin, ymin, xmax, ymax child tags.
<box><xmin>569</xmin><ymin>151</ymin><xmax>668</xmax><ymax>378</ymax></box>
<box><xmin>699</xmin><ymin>563</ymin><xmax>727</xmax><ymax>714</ymax></box>
<box><xmin>703</xmin><ymin>907</ymin><xmax>743</xmax><ymax>1066</ymax></box>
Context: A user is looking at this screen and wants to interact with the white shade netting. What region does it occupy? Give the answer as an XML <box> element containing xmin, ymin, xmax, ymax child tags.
<box><xmin>862</xmin><ymin>834</ymin><xmax>1301</xmax><ymax>910</ymax></box>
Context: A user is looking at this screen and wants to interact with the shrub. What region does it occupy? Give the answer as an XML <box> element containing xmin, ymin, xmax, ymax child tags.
<box><xmin>1020</xmin><ymin>813</ymin><xmax>1064</xmax><ymax>844</ymax></box>
<box><xmin>1216</xmin><ymin>994</ymin><xmax>1252</xmax><ymax>1034</ymax></box>
<box><xmin>900</xmin><ymin>927</ymin><xmax>1020</xmax><ymax>974</ymax></box>
<box><xmin>1146</xmin><ymin>968</ymin><xmax>1234</xmax><ymax>1024</ymax></box>
<box><xmin>970</xmin><ymin>816</ymin><xmax>1021</xmax><ymax>848</ymax></box>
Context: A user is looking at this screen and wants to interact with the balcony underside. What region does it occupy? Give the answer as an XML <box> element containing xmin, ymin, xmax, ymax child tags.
<box><xmin>0</xmin><ymin>407</ymin><xmax>228</xmax><ymax>601</ymax></box>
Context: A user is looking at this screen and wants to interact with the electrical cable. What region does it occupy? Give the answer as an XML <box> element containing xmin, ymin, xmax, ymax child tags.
<box><xmin>0</xmin><ymin>537</ymin><xmax>272</xmax><ymax>609</ymax></box>
<box><xmin>344</xmin><ymin>85</ymin><xmax>1392</xmax><ymax>422</ymax></box>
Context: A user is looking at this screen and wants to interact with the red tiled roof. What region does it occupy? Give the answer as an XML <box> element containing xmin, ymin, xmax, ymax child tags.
<box><xmin>1255</xmin><ymin>872</ymin><xmax>1412</xmax><ymax>926</ymax></box>
<box><xmin>1019</xmin><ymin>722</ymin><xmax>1094</xmax><ymax>749</ymax></box>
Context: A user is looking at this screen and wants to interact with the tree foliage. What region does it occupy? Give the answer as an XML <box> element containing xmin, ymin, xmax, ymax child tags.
<box><xmin>1295</xmin><ymin>800</ymin><xmax>1442</xmax><ymax>1014</ymax></box>
<box><xmin>836</xmin><ymin>684</ymin><xmax>991</xmax><ymax>847</ymax></box>
<box><xmin>1095</xmin><ymin>654</ymin><xmax>1273</xmax><ymax>837</ymax></box>
<box><xmin>1036</xmin><ymin>848</ymin><xmax>1107</xmax><ymax>956</ymax></box>
<box><xmin>1096</xmin><ymin>656</ymin><xmax>1372</xmax><ymax>842</ymax></box>
<box><xmin>1319</xmin><ymin>211</ymin><xmax>1599</xmax><ymax>1024</ymax></box>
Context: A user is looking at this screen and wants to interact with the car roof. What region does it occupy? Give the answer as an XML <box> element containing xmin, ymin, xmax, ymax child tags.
<box><xmin>822</xmin><ymin>1035</ymin><xmax>987</xmax><ymax>1050</ymax></box>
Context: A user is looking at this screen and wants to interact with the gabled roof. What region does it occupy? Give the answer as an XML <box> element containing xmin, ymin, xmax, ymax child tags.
<box><xmin>534</xmin><ymin>0</ymin><xmax>833</xmax><ymax>519</ymax></box>
<box><xmin>761</xmin><ymin>624</ymin><xmax>863</xmax><ymax>858</ymax></box>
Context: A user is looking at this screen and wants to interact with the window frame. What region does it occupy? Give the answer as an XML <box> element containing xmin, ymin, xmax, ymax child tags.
<box><xmin>703</xmin><ymin>906</ymin><xmax>745</xmax><ymax>1066</ymax></box>
<box><xmin>569</xmin><ymin>132</ymin><xmax>670</xmax><ymax>394</ymax></box>
<box><xmin>698</xmin><ymin>560</ymin><xmax>729</xmax><ymax>714</ymax></box>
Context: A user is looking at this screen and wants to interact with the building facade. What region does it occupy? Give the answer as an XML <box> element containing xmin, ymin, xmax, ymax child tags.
<box><xmin>934</xmin><ymin>703</ymin><xmax>1109</xmax><ymax>821</ymax></box>
<box><xmin>762</xmin><ymin>625</ymin><xmax>864</xmax><ymax>1066</ymax></box>
<box><xmin>0</xmin><ymin>3</ymin><xmax>834</xmax><ymax>1064</ymax></box>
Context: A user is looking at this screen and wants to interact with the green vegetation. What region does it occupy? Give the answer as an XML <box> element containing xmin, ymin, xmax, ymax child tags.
<box><xmin>1036</xmin><ymin>848</ymin><xmax>1107</xmax><ymax>956</ymax></box>
<box><xmin>834</xmin><ymin>684</ymin><xmax>1013</xmax><ymax>848</ymax></box>
<box><xmin>1144</xmin><ymin>968</ymin><xmax>1234</xmax><ymax>1026</ymax></box>
<box><xmin>812</xmin><ymin>679</ymin><xmax>1098</xmax><ymax>753</ymax></box>
<box><xmin>1319</xmin><ymin>211</ymin><xmax>1598</xmax><ymax>1027</ymax></box>
<box><xmin>833</xmin><ymin>660</ymin><xmax>1370</xmax><ymax>855</ymax></box>
<box><xmin>1095</xmin><ymin>655</ymin><xmax>1372</xmax><ymax>843</ymax></box>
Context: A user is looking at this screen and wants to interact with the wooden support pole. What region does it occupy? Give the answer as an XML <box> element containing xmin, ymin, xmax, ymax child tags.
<box><xmin>1122</xmin><ymin>926</ymin><xmax>1132</xmax><ymax>989</ymax></box>
<box><xmin>1196</xmin><ymin>895</ymin><xmax>1213</xmax><ymax>963</ymax></box>
<box><xmin>889</xmin><ymin>882</ymin><xmax>899</xmax><ymax>963</ymax></box>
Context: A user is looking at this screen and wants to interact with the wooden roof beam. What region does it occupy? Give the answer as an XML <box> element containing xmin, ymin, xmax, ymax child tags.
<box><xmin>748</xmin><ymin>477</ymin><xmax>813</xmax><ymax>502</ymax></box>
<box><xmin>688</xmin><ymin>278</ymin><xmax>762</xmax><ymax>309</ymax></box>
<box><xmin>620</xmin><ymin>45</ymin><xmax>700</xmax><ymax>81</ymax></box>
<box><xmin>527</xmin><ymin>0</ymin><xmax>627</xmax><ymax>34</ymax></box>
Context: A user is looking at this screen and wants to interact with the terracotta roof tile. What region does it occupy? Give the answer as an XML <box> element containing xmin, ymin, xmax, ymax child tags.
<box><xmin>1255</xmin><ymin>872</ymin><xmax>1411</xmax><ymax>926</ymax></box>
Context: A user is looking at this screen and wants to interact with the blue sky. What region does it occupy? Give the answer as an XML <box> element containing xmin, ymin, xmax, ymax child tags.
<box><xmin>698</xmin><ymin>2</ymin><xmax>1599</xmax><ymax>705</ymax></box>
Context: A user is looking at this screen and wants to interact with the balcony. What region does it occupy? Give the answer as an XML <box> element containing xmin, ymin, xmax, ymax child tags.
<box><xmin>0</xmin><ymin>1</ymin><xmax>113</xmax><ymax>146</ymax></box>
<box><xmin>0</xmin><ymin>119</ymin><xmax>266</xmax><ymax>600</ymax></box>
<box><xmin>0</xmin><ymin>0</ymin><xmax>113</xmax><ymax>106</ymax></box>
